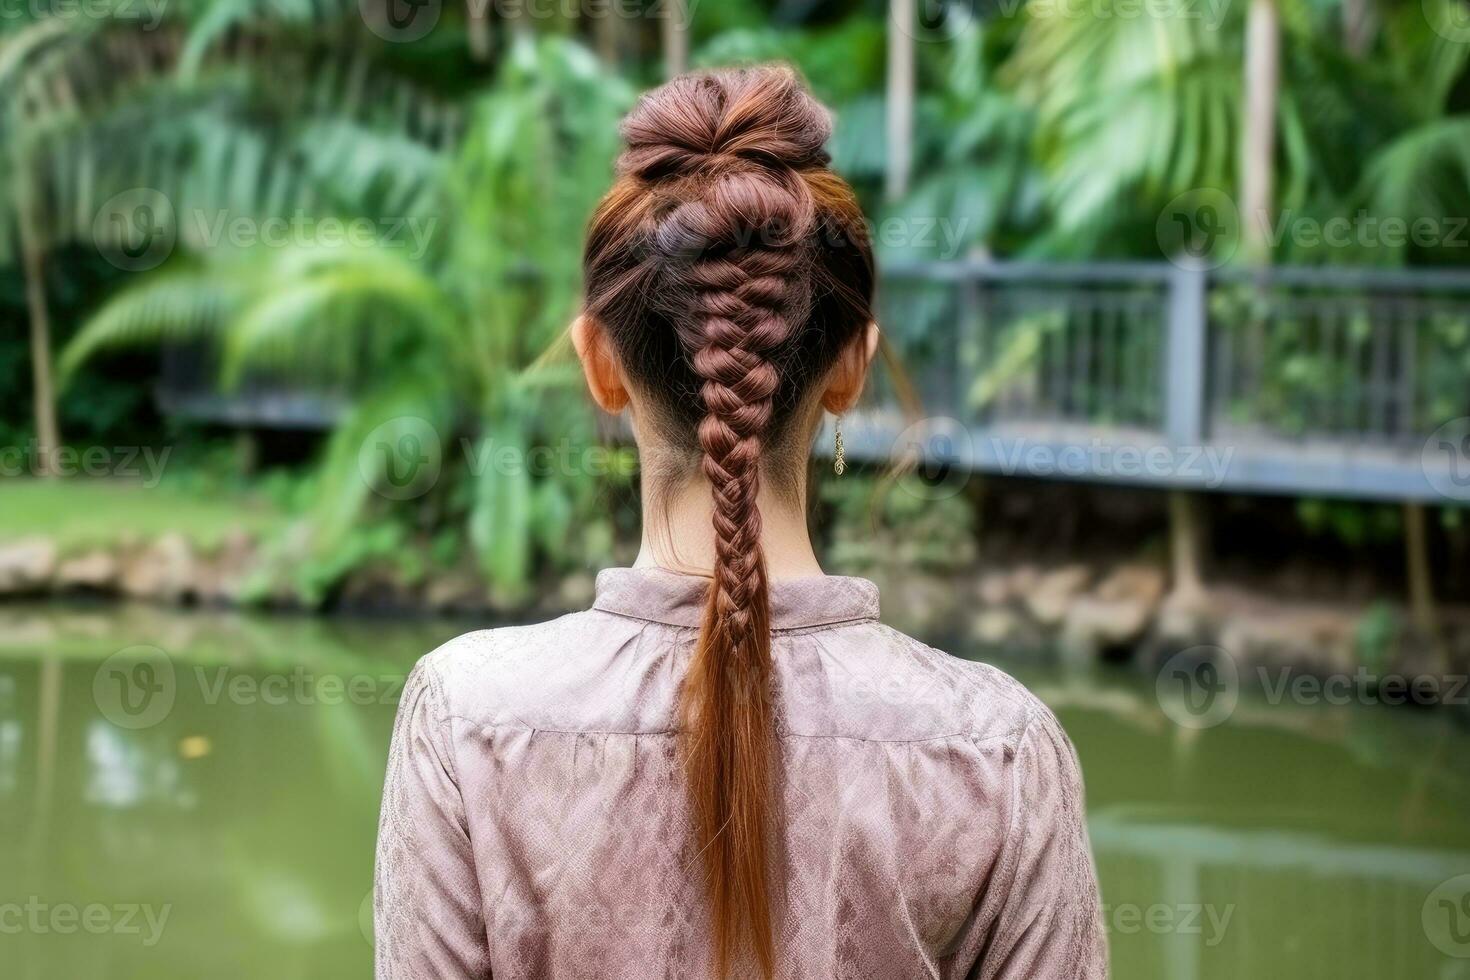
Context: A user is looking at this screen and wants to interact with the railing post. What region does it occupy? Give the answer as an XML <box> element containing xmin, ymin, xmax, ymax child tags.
<box><xmin>957</xmin><ymin>275</ymin><xmax>982</xmax><ymax>427</ymax></box>
<box><xmin>1165</xmin><ymin>261</ymin><xmax>1209</xmax><ymax>600</ymax></box>
<box><xmin>1165</xmin><ymin>261</ymin><xmax>1208</xmax><ymax>445</ymax></box>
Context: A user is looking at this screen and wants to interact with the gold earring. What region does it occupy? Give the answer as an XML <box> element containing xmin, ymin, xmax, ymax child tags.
<box><xmin>833</xmin><ymin>415</ymin><xmax>846</xmax><ymax>476</ymax></box>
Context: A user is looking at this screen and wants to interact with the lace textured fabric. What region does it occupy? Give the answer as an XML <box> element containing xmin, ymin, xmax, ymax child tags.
<box><xmin>375</xmin><ymin>566</ymin><xmax>1107</xmax><ymax>979</ymax></box>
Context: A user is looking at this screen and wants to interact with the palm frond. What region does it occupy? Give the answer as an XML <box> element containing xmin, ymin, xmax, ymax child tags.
<box><xmin>1362</xmin><ymin>117</ymin><xmax>1470</xmax><ymax>228</ymax></box>
<box><xmin>58</xmin><ymin>268</ymin><xmax>243</xmax><ymax>385</ymax></box>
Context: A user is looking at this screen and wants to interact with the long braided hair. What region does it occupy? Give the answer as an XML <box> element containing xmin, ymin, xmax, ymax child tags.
<box><xmin>582</xmin><ymin>66</ymin><xmax>875</xmax><ymax>978</ymax></box>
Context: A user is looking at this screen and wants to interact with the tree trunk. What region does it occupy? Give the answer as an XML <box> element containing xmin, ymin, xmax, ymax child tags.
<box><xmin>1239</xmin><ymin>0</ymin><xmax>1279</xmax><ymax>401</ymax></box>
<box><xmin>662</xmin><ymin>0</ymin><xmax>688</xmax><ymax>79</ymax></box>
<box><xmin>885</xmin><ymin>0</ymin><xmax>915</xmax><ymax>203</ymax></box>
<box><xmin>1169</xmin><ymin>490</ymin><xmax>1205</xmax><ymax>599</ymax></box>
<box><xmin>1341</xmin><ymin>0</ymin><xmax>1376</xmax><ymax>58</ymax></box>
<box><xmin>1240</xmin><ymin>0</ymin><xmax>1279</xmax><ymax>258</ymax></box>
<box><xmin>594</xmin><ymin>1</ymin><xmax>625</xmax><ymax>69</ymax></box>
<box><xmin>1404</xmin><ymin>503</ymin><xmax>1446</xmax><ymax>670</ymax></box>
<box><xmin>466</xmin><ymin>0</ymin><xmax>492</xmax><ymax>63</ymax></box>
<box><xmin>18</xmin><ymin>170</ymin><xmax>61</xmax><ymax>478</ymax></box>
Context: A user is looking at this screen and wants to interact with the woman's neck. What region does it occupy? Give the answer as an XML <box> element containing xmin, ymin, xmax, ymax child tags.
<box><xmin>633</xmin><ymin>470</ymin><xmax>825</xmax><ymax>581</ymax></box>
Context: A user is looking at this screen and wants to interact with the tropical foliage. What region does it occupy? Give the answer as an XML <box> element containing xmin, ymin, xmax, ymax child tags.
<box><xmin>6</xmin><ymin>0</ymin><xmax>1470</xmax><ymax>600</ymax></box>
<box><xmin>1001</xmin><ymin>0</ymin><xmax>1470</xmax><ymax>263</ymax></box>
<box><xmin>56</xmin><ymin>35</ymin><xmax>632</xmax><ymax>600</ymax></box>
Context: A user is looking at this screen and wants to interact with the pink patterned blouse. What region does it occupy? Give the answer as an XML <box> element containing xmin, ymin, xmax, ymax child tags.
<box><xmin>375</xmin><ymin>566</ymin><xmax>1107</xmax><ymax>979</ymax></box>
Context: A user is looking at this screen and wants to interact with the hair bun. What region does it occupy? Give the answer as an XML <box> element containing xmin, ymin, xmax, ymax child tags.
<box><xmin>619</xmin><ymin>66</ymin><xmax>832</xmax><ymax>182</ymax></box>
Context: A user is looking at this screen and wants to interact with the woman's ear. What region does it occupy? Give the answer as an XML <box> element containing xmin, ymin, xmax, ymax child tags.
<box><xmin>820</xmin><ymin>321</ymin><xmax>880</xmax><ymax>414</ymax></box>
<box><xmin>571</xmin><ymin>314</ymin><xmax>630</xmax><ymax>413</ymax></box>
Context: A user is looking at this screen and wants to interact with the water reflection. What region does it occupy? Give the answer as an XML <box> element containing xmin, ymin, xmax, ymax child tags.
<box><xmin>2</xmin><ymin>603</ymin><xmax>1468</xmax><ymax>979</ymax></box>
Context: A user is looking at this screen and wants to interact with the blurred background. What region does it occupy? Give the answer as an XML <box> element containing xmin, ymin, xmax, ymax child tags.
<box><xmin>4</xmin><ymin>0</ymin><xmax>1470</xmax><ymax>976</ymax></box>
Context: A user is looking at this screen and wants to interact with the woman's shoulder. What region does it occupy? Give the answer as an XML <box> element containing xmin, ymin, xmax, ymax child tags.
<box><xmin>776</xmin><ymin>618</ymin><xmax>1066</xmax><ymax>749</ymax></box>
<box><xmin>405</xmin><ymin>608</ymin><xmax>682</xmax><ymax>733</ymax></box>
<box><xmin>403</xmin><ymin>609</ymin><xmax>1072</xmax><ymax>754</ymax></box>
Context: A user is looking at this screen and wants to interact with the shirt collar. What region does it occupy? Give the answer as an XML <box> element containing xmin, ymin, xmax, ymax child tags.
<box><xmin>593</xmin><ymin>566</ymin><xmax>879</xmax><ymax>631</ymax></box>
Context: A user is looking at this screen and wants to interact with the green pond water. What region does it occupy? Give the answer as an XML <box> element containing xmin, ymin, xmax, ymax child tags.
<box><xmin>3</xmin><ymin>602</ymin><xmax>1470</xmax><ymax>979</ymax></box>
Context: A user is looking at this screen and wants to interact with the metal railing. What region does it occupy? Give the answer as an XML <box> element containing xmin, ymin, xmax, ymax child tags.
<box><xmin>852</xmin><ymin>260</ymin><xmax>1470</xmax><ymax>503</ymax></box>
<box><xmin>154</xmin><ymin>260</ymin><xmax>1470</xmax><ymax>502</ymax></box>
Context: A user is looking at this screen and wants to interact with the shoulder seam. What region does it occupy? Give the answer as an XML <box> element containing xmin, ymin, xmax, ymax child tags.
<box><xmin>433</xmin><ymin>716</ymin><xmax>1031</xmax><ymax>745</ymax></box>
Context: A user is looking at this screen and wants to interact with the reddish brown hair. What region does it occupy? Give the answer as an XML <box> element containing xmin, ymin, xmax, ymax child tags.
<box><xmin>582</xmin><ymin>66</ymin><xmax>875</xmax><ymax>978</ymax></box>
